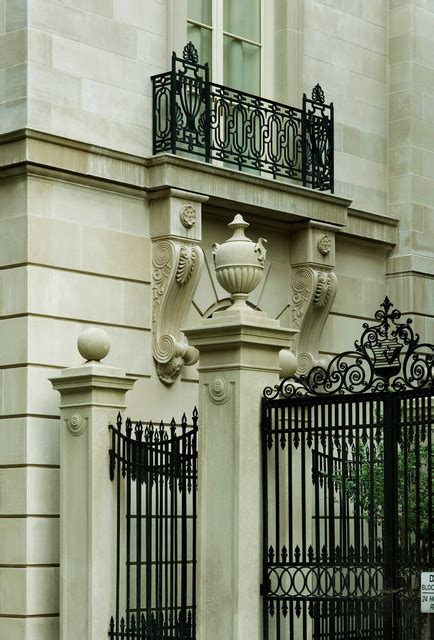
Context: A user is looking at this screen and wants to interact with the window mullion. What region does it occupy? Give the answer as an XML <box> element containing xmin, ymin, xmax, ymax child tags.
<box><xmin>261</xmin><ymin>0</ymin><xmax>272</xmax><ymax>97</ymax></box>
<box><xmin>212</xmin><ymin>0</ymin><xmax>224</xmax><ymax>85</ymax></box>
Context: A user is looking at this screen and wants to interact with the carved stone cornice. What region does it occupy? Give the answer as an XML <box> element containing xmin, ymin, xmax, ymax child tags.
<box><xmin>152</xmin><ymin>239</ymin><xmax>204</xmax><ymax>384</ymax></box>
<box><xmin>290</xmin><ymin>265</ymin><xmax>338</xmax><ymax>376</ymax></box>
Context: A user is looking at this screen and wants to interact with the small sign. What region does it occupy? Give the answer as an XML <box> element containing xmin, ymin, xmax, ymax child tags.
<box><xmin>421</xmin><ymin>572</ymin><xmax>434</xmax><ymax>613</ymax></box>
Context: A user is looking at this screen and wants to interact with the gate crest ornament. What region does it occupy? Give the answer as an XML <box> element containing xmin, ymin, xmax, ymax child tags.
<box><xmin>265</xmin><ymin>297</ymin><xmax>433</xmax><ymax>398</ymax></box>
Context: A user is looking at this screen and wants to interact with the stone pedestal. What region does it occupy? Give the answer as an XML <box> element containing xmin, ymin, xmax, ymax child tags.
<box><xmin>185</xmin><ymin>308</ymin><xmax>291</xmax><ymax>640</ymax></box>
<box><xmin>50</xmin><ymin>332</ymin><xmax>136</xmax><ymax>640</ymax></box>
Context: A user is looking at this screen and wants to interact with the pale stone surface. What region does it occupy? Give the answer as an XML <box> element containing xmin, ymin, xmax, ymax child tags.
<box><xmin>0</xmin><ymin>468</ymin><xmax>59</xmax><ymax>514</ymax></box>
<box><xmin>1</xmin><ymin>566</ymin><xmax>59</xmax><ymax>614</ymax></box>
<box><xmin>23</xmin><ymin>0</ymin><xmax>167</xmax><ymax>155</ymax></box>
<box><xmin>185</xmin><ymin>313</ymin><xmax>292</xmax><ymax>640</ymax></box>
<box><xmin>0</xmin><ymin>618</ymin><xmax>58</xmax><ymax>640</ymax></box>
<box><xmin>51</xmin><ymin>359</ymin><xmax>136</xmax><ymax>640</ymax></box>
<box><xmin>0</xmin><ymin>517</ymin><xmax>59</xmax><ymax>564</ymax></box>
<box><xmin>387</xmin><ymin>0</ymin><xmax>434</xmax><ymax>310</ymax></box>
<box><xmin>0</xmin><ymin>418</ymin><xmax>59</xmax><ymax>466</ymax></box>
<box><xmin>304</xmin><ymin>0</ymin><xmax>388</xmax><ymax>215</ymax></box>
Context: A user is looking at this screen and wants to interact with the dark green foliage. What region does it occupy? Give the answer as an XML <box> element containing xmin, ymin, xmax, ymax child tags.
<box><xmin>334</xmin><ymin>435</ymin><xmax>430</xmax><ymax>543</ymax></box>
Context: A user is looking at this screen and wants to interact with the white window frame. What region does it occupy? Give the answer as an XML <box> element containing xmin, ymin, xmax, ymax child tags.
<box><xmin>187</xmin><ymin>0</ymin><xmax>272</xmax><ymax>97</ymax></box>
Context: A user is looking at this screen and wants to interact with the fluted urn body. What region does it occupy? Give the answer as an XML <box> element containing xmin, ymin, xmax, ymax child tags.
<box><xmin>212</xmin><ymin>214</ymin><xmax>267</xmax><ymax>308</ymax></box>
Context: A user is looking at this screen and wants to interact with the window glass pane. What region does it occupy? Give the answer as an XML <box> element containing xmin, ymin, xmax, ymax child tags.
<box><xmin>187</xmin><ymin>23</ymin><xmax>212</xmax><ymax>69</ymax></box>
<box><xmin>188</xmin><ymin>0</ymin><xmax>212</xmax><ymax>26</ymax></box>
<box><xmin>224</xmin><ymin>0</ymin><xmax>260</xmax><ymax>42</ymax></box>
<box><xmin>224</xmin><ymin>37</ymin><xmax>260</xmax><ymax>94</ymax></box>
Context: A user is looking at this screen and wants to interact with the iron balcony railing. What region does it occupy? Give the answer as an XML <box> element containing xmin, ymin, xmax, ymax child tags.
<box><xmin>152</xmin><ymin>42</ymin><xmax>334</xmax><ymax>192</ymax></box>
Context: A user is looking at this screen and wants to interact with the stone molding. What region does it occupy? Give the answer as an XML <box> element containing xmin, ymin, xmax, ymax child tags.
<box><xmin>152</xmin><ymin>238</ymin><xmax>204</xmax><ymax>384</ymax></box>
<box><xmin>291</xmin><ymin>265</ymin><xmax>338</xmax><ymax>376</ymax></box>
<box><xmin>0</xmin><ymin>129</ymin><xmax>399</xmax><ymax>247</ymax></box>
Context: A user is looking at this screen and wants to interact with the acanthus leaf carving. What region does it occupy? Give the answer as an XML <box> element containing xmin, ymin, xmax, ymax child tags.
<box><xmin>152</xmin><ymin>239</ymin><xmax>204</xmax><ymax>385</ymax></box>
<box><xmin>290</xmin><ymin>265</ymin><xmax>337</xmax><ymax>377</ymax></box>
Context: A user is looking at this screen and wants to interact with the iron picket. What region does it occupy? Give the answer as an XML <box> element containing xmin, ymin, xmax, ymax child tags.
<box><xmin>108</xmin><ymin>410</ymin><xmax>198</xmax><ymax>640</ymax></box>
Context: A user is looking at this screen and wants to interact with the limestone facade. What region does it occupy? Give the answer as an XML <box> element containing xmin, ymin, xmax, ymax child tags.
<box><xmin>0</xmin><ymin>0</ymin><xmax>432</xmax><ymax>638</ymax></box>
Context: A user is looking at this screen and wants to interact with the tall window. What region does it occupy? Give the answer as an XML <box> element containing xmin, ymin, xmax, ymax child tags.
<box><xmin>187</xmin><ymin>0</ymin><xmax>262</xmax><ymax>95</ymax></box>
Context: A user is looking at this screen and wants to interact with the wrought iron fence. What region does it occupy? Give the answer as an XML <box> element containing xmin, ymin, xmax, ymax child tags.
<box><xmin>108</xmin><ymin>409</ymin><xmax>198</xmax><ymax>640</ymax></box>
<box><xmin>261</xmin><ymin>299</ymin><xmax>434</xmax><ymax>640</ymax></box>
<box><xmin>152</xmin><ymin>43</ymin><xmax>334</xmax><ymax>192</ymax></box>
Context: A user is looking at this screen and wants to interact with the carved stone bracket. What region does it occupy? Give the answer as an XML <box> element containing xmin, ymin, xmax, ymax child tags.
<box><xmin>152</xmin><ymin>239</ymin><xmax>204</xmax><ymax>384</ymax></box>
<box><xmin>290</xmin><ymin>265</ymin><xmax>338</xmax><ymax>376</ymax></box>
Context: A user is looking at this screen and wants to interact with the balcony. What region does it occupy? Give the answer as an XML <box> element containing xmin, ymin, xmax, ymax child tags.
<box><xmin>152</xmin><ymin>43</ymin><xmax>334</xmax><ymax>193</ymax></box>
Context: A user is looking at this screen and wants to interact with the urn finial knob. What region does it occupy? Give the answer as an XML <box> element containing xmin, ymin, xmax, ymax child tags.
<box><xmin>212</xmin><ymin>214</ymin><xmax>267</xmax><ymax>309</ymax></box>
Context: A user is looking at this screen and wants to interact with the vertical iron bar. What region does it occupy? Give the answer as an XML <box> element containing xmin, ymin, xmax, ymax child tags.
<box><xmin>329</xmin><ymin>102</ymin><xmax>334</xmax><ymax>193</ymax></box>
<box><xmin>204</xmin><ymin>62</ymin><xmax>211</xmax><ymax>163</ymax></box>
<box><xmin>170</xmin><ymin>52</ymin><xmax>177</xmax><ymax>155</ymax></box>
<box><xmin>383</xmin><ymin>393</ymin><xmax>398</xmax><ymax>640</ymax></box>
<box><xmin>164</xmin><ymin>429</ymin><xmax>169</xmax><ymax>638</ymax></box>
<box><xmin>181</xmin><ymin>418</ymin><xmax>188</xmax><ymax>633</ymax></box>
<box><xmin>126</xmin><ymin>428</ymin><xmax>131</xmax><ymax>624</ymax></box>
<box><xmin>274</xmin><ymin>403</ymin><xmax>280</xmax><ymax>562</ymax></box>
<box><xmin>138</xmin><ymin>433</ymin><xmax>145</xmax><ymax>640</ymax></box>
<box><xmin>428</xmin><ymin>393</ymin><xmax>433</xmax><ymax>568</ymax></box>
<box><xmin>301</xmin><ymin>403</ymin><xmax>307</xmax><ymax>564</ymax></box>
<box><xmin>192</xmin><ymin>419</ymin><xmax>198</xmax><ymax>639</ymax></box>
<box><xmin>261</xmin><ymin>398</ymin><xmax>270</xmax><ymax>640</ymax></box>
<box><xmin>170</xmin><ymin>426</ymin><xmax>176</xmax><ymax>638</ymax></box>
<box><xmin>274</xmin><ymin>404</ymin><xmax>281</xmax><ymax>640</ymax></box>
<box><xmin>301</xmin><ymin>93</ymin><xmax>308</xmax><ymax>187</ymax></box>
<box><xmin>152</xmin><ymin>76</ymin><xmax>156</xmax><ymax>156</ymax></box>
<box><xmin>116</xmin><ymin>425</ymin><xmax>121</xmax><ymax>635</ymax></box>
<box><xmin>415</xmin><ymin>395</ymin><xmax>422</xmax><ymax>566</ymax></box>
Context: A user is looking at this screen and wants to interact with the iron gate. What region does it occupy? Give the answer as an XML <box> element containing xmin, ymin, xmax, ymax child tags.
<box><xmin>261</xmin><ymin>298</ymin><xmax>433</xmax><ymax>639</ymax></box>
<box><xmin>108</xmin><ymin>409</ymin><xmax>198</xmax><ymax>639</ymax></box>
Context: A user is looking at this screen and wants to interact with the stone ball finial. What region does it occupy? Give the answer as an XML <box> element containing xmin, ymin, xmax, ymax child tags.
<box><xmin>77</xmin><ymin>328</ymin><xmax>110</xmax><ymax>362</ymax></box>
<box><xmin>212</xmin><ymin>214</ymin><xmax>267</xmax><ymax>309</ymax></box>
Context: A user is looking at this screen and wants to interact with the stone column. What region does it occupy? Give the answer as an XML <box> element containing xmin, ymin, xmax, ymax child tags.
<box><xmin>184</xmin><ymin>215</ymin><xmax>293</xmax><ymax>640</ymax></box>
<box><xmin>50</xmin><ymin>329</ymin><xmax>136</xmax><ymax>640</ymax></box>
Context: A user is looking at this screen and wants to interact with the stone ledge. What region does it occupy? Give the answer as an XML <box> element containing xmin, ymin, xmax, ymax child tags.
<box><xmin>0</xmin><ymin>128</ymin><xmax>398</xmax><ymax>246</ymax></box>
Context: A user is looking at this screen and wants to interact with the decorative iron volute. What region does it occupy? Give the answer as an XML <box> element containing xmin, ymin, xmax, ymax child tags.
<box><xmin>264</xmin><ymin>297</ymin><xmax>433</xmax><ymax>398</ymax></box>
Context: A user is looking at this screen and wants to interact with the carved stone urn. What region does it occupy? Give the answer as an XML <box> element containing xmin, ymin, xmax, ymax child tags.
<box><xmin>212</xmin><ymin>214</ymin><xmax>267</xmax><ymax>309</ymax></box>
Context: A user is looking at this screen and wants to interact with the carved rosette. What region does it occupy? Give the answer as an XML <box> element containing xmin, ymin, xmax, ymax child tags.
<box><xmin>290</xmin><ymin>265</ymin><xmax>337</xmax><ymax>377</ymax></box>
<box><xmin>179</xmin><ymin>204</ymin><xmax>196</xmax><ymax>228</ymax></box>
<box><xmin>66</xmin><ymin>413</ymin><xmax>87</xmax><ymax>437</ymax></box>
<box><xmin>208</xmin><ymin>377</ymin><xmax>232</xmax><ymax>405</ymax></box>
<box><xmin>152</xmin><ymin>239</ymin><xmax>204</xmax><ymax>384</ymax></box>
<box><xmin>317</xmin><ymin>234</ymin><xmax>332</xmax><ymax>256</ymax></box>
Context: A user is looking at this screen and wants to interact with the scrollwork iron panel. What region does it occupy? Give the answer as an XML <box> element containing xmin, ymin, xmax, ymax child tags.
<box><xmin>152</xmin><ymin>43</ymin><xmax>334</xmax><ymax>192</ymax></box>
<box><xmin>264</xmin><ymin>297</ymin><xmax>433</xmax><ymax>399</ymax></box>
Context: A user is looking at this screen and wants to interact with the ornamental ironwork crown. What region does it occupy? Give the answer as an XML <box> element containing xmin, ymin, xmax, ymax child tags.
<box><xmin>264</xmin><ymin>297</ymin><xmax>433</xmax><ymax>398</ymax></box>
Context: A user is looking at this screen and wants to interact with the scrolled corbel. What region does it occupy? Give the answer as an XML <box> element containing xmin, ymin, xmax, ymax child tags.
<box><xmin>289</xmin><ymin>265</ymin><xmax>337</xmax><ymax>377</ymax></box>
<box><xmin>152</xmin><ymin>239</ymin><xmax>203</xmax><ymax>384</ymax></box>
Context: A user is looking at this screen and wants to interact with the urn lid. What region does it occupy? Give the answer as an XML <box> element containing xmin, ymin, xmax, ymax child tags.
<box><xmin>226</xmin><ymin>214</ymin><xmax>253</xmax><ymax>243</ymax></box>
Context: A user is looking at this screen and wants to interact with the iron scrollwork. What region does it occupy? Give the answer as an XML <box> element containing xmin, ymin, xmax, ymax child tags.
<box><xmin>264</xmin><ymin>297</ymin><xmax>433</xmax><ymax>398</ymax></box>
<box><xmin>152</xmin><ymin>43</ymin><xmax>334</xmax><ymax>192</ymax></box>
